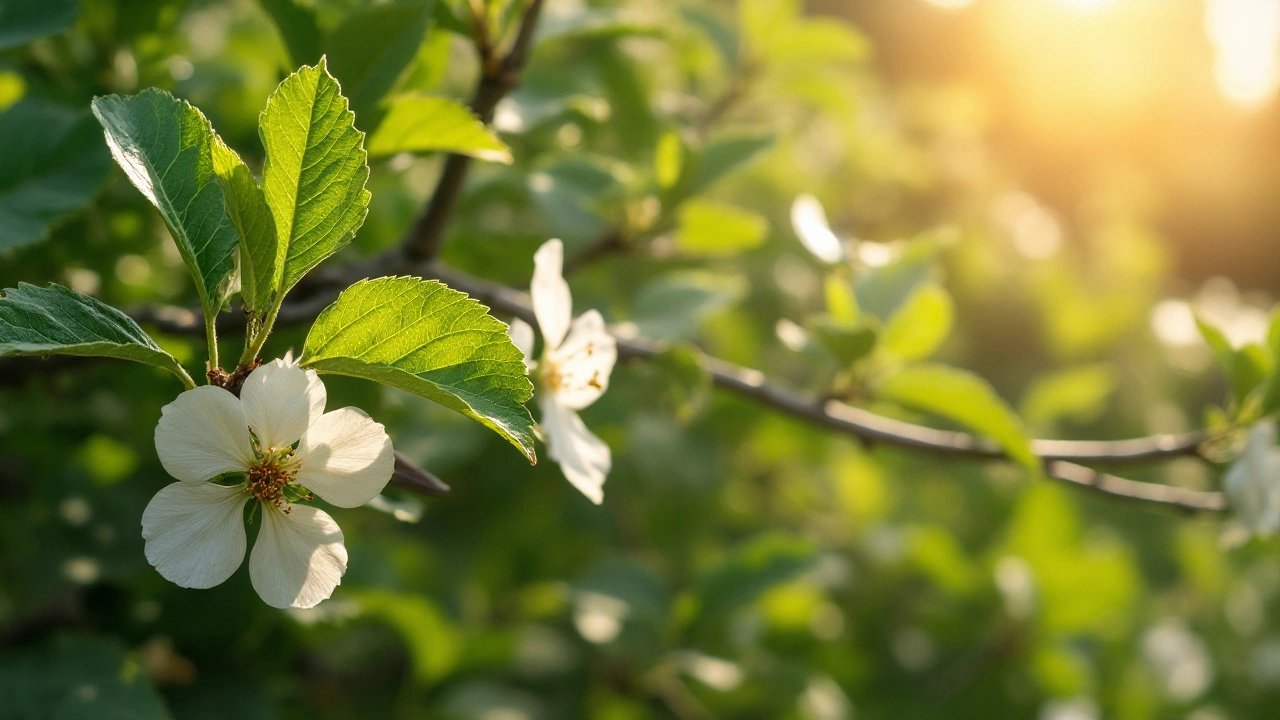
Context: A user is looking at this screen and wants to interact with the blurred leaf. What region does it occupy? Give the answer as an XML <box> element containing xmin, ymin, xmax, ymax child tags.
<box><xmin>0</xmin><ymin>283</ymin><xmax>188</xmax><ymax>381</ymax></box>
<box><xmin>824</xmin><ymin>273</ymin><xmax>858</xmax><ymax>325</ymax></box>
<box><xmin>878</xmin><ymin>283</ymin><xmax>952</xmax><ymax>360</ymax></box>
<box><xmin>631</xmin><ymin>271</ymin><xmax>745</xmax><ymax>341</ymax></box>
<box><xmin>909</xmin><ymin>525</ymin><xmax>978</xmax><ymax>595</ymax></box>
<box><xmin>431</xmin><ymin>1</ymin><xmax>470</xmax><ymax>35</ymax></box>
<box><xmin>1019</xmin><ymin>364</ymin><xmax>1116</xmax><ymax>428</ymax></box>
<box><xmin>211</xmin><ymin>138</ymin><xmax>280</xmax><ymax>316</ymax></box>
<box><xmin>880</xmin><ymin>363</ymin><xmax>1038</xmax><ymax>472</ymax></box>
<box><xmin>537</xmin><ymin>8</ymin><xmax>662</xmax><ymax>43</ymax></box>
<box><xmin>324</xmin><ymin>1</ymin><xmax>432</xmax><ymax>120</ymax></box>
<box><xmin>0</xmin><ymin>634</ymin><xmax>171</xmax><ymax>719</ymax></box>
<box><xmin>257</xmin><ymin>0</ymin><xmax>322</xmax><ymax>67</ymax></box>
<box><xmin>528</xmin><ymin>157</ymin><xmax>622</xmax><ymax>243</ymax></box>
<box><xmin>682</xmin><ymin>6</ymin><xmax>738</xmax><ymax>66</ymax></box>
<box><xmin>498</xmin><ymin>89</ymin><xmax>611</xmax><ymax>132</ymax></box>
<box><xmin>651</xmin><ymin>343</ymin><xmax>712</xmax><ymax>422</ymax></box>
<box><xmin>0</xmin><ymin>0</ymin><xmax>78</xmax><ymax>50</ymax></box>
<box><xmin>674</xmin><ymin>200</ymin><xmax>767</xmax><ymax>257</ymax></box>
<box><xmin>1197</xmin><ymin>314</ymin><xmax>1268</xmax><ymax>407</ymax></box>
<box><xmin>808</xmin><ymin>316</ymin><xmax>876</xmax><ymax>366</ymax></box>
<box><xmin>691</xmin><ymin>534</ymin><xmax>816</xmax><ymax>629</ymax></box>
<box><xmin>855</xmin><ymin>242</ymin><xmax>936</xmax><ymax>321</ymax></box>
<box><xmin>654</xmin><ymin>130</ymin><xmax>683</xmax><ymax>190</ymax></box>
<box><xmin>0</xmin><ymin>101</ymin><xmax>110</xmax><ymax>251</ymax></box>
<box><xmin>0</xmin><ymin>70</ymin><xmax>24</xmax><ymax>111</ymax></box>
<box><xmin>261</xmin><ymin>59</ymin><xmax>371</xmax><ymax>295</ymax></box>
<box><xmin>92</xmin><ymin>90</ymin><xmax>240</xmax><ymax>317</ymax></box>
<box><xmin>301</xmin><ymin>276</ymin><xmax>536</xmax><ymax>462</ymax></box>
<box><xmin>690</xmin><ymin>132</ymin><xmax>774</xmax><ymax>194</ymax></box>
<box><xmin>368</xmin><ymin>94</ymin><xmax>511</xmax><ymax>163</ymax></box>
<box><xmin>764</xmin><ymin>18</ymin><xmax>870</xmax><ymax>67</ymax></box>
<box><xmin>355</xmin><ymin>591</ymin><xmax>461</xmax><ymax>684</ymax></box>
<box><xmin>1260</xmin><ymin>309</ymin><xmax>1280</xmax><ymax>416</ymax></box>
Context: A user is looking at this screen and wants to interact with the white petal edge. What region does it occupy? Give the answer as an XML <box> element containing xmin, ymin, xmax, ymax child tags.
<box><xmin>532</xmin><ymin>238</ymin><xmax>573</xmax><ymax>350</ymax></box>
<box><xmin>540</xmin><ymin>397</ymin><xmax>610</xmax><ymax>505</ymax></box>
<box><xmin>241</xmin><ymin>359</ymin><xmax>327</xmax><ymax>451</ymax></box>
<box><xmin>294</xmin><ymin>407</ymin><xmax>395</xmax><ymax>508</ymax></box>
<box><xmin>791</xmin><ymin>194</ymin><xmax>845</xmax><ymax>265</ymax></box>
<box><xmin>142</xmin><ymin>481</ymin><xmax>249</xmax><ymax>589</ymax></box>
<box><xmin>508</xmin><ymin>317</ymin><xmax>538</xmax><ymax>370</ymax></box>
<box><xmin>250</xmin><ymin>504</ymin><xmax>347</xmax><ymax>609</ymax></box>
<box><xmin>548</xmin><ymin>310</ymin><xmax>617</xmax><ymax>411</ymax></box>
<box><xmin>155</xmin><ymin>385</ymin><xmax>253</xmax><ymax>483</ymax></box>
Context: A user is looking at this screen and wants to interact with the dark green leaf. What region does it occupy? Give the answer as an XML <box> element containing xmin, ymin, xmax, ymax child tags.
<box><xmin>261</xmin><ymin>59</ymin><xmax>371</xmax><ymax>295</ymax></box>
<box><xmin>0</xmin><ymin>0</ymin><xmax>78</xmax><ymax>50</ymax></box>
<box><xmin>0</xmin><ymin>101</ymin><xmax>110</xmax><ymax>251</ymax></box>
<box><xmin>257</xmin><ymin>0</ymin><xmax>322</xmax><ymax>67</ymax></box>
<box><xmin>324</xmin><ymin>2</ymin><xmax>432</xmax><ymax>120</ymax></box>
<box><xmin>0</xmin><ymin>283</ymin><xmax>188</xmax><ymax>382</ymax></box>
<box><xmin>691</xmin><ymin>534</ymin><xmax>815</xmax><ymax>630</ymax></box>
<box><xmin>690</xmin><ymin>132</ymin><xmax>774</xmax><ymax>194</ymax></box>
<box><xmin>300</xmin><ymin>276</ymin><xmax>536</xmax><ymax>462</ymax></box>
<box><xmin>91</xmin><ymin>89</ymin><xmax>240</xmax><ymax>317</ymax></box>
<box><xmin>0</xmin><ymin>635</ymin><xmax>171</xmax><ymax>720</ymax></box>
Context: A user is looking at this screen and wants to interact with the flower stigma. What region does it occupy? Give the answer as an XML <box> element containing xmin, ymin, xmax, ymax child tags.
<box><xmin>245</xmin><ymin>439</ymin><xmax>304</xmax><ymax>512</ymax></box>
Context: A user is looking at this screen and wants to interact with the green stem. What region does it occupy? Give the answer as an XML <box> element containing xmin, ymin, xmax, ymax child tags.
<box><xmin>172</xmin><ymin>364</ymin><xmax>197</xmax><ymax>391</ymax></box>
<box><xmin>205</xmin><ymin>314</ymin><xmax>219</xmax><ymax>378</ymax></box>
<box><xmin>238</xmin><ymin>293</ymin><xmax>285</xmax><ymax>369</ymax></box>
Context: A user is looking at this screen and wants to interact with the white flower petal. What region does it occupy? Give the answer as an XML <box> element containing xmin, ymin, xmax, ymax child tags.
<box><xmin>548</xmin><ymin>310</ymin><xmax>617</xmax><ymax>410</ymax></box>
<box><xmin>294</xmin><ymin>407</ymin><xmax>395</xmax><ymax>508</ymax></box>
<box><xmin>155</xmin><ymin>385</ymin><xmax>253</xmax><ymax>483</ymax></box>
<box><xmin>250</xmin><ymin>504</ymin><xmax>347</xmax><ymax>609</ymax></box>
<box><xmin>508</xmin><ymin>317</ymin><xmax>537</xmax><ymax>370</ymax></box>
<box><xmin>1226</xmin><ymin>422</ymin><xmax>1280</xmax><ymax>536</ymax></box>
<box><xmin>141</xmin><ymin>481</ymin><xmax>249</xmax><ymax>589</ymax></box>
<box><xmin>541</xmin><ymin>397</ymin><xmax>610</xmax><ymax>504</ymax></box>
<box><xmin>791</xmin><ymin>194</ymin><xmax>845</xmax><ymax>265</ymax></box>
<box><xmin>241</xmin><ymin>359</ymin><xmax>326</xmax><ymax>450</ymax></box>
<box><xmin>532</xmin><ymin>239</ymin><xmax>573</xmax><ymax>350</ymax></box>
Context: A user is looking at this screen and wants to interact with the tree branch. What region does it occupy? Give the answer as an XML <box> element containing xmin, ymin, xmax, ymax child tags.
<box><xmin>402</xmin><ymin>0</ymin><xmax>545</xmax><ymax>263</ymax></box>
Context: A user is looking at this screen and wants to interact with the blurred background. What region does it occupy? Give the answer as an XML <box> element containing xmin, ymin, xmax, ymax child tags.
<box><xmin>2</xmin><ymin>0</ymin><xmax>1280</xmax><ymax>718</ymax></box>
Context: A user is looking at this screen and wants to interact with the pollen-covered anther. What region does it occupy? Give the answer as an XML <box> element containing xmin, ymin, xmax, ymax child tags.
<box><xmin>245</xmin><ymin>451</ymin><xmax>299</xmax><ymax>509</ymax></box>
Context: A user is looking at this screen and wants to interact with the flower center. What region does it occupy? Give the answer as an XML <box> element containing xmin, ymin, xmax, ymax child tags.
<box><xmin>246</xmin><ymin>447</ymin><xmax>300</xmax><ymax>512</ymax></box>
<box><xmin>539</xmin><ymin>342</ymin><xmax>605</xmax><ymax>395</ymax></box>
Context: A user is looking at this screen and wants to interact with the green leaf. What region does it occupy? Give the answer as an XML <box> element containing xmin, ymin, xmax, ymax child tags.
<box><xmin>880</xmin><ymin>363</ymin><xmax>1038</xmax><ymax>472</ymax></box>
<box><xmin>632</xmin><ymin>271</ymin><xmax>745</xmax><ymax>341</ymax></box>
<box><xmin>0</xmin><ymin>634</ymin><xmax>171</xmax><ymax>720</ymax></box>
<box><xmin>261</xmin><ymin>59</ymin><xmax>371</xmax><ymax>296</ymax></box>
<box><xmin>691</xmin><ymin>534</ymin><xmax>816</xmax><ymax>631</ymax></box>
<box><xmin>1197</xmin><ymin>315</ymin><xmax>1268</xmax><ymax>407</ymax></box>
<box><xmin>324</xmin><ymin>2</ymin><xmax>431</xmax><ymax>120</ymax></box>
<box><xmin>1020</xmin><ymin>364</ymin><xmax>1116</xmax><ymax>429</ymax></box>
<box><xmin>0</xmin><ymin>283</ymin><xmax>188</xmax><ymax>382</ymax></box>
<box><xmin>651</xmin><ymin>343</ymin><xmax>712</xmax><ymax>423</ymax></box>
<box><xmin>367</xmin><ymin>94</ymin><xmax>512</xmax><ymax>162</ymax></box>
<box><xmin>690</xmin><ymin>132</ymin><xmax>774</xmax><ymax>194</ymax></box>
<box><xmin>300</xmin><ymin>276</ymin><xmax>536</xmax><ymax>462</ymax></box>
<box><xmin>257</xmin><ymin>0</ymin><xmax>322</xmax><ymax>67</ymax></box>
<box><xmin>809</xmin><ymin>316</ymin><xmax>876</xmax><ymax>365</ymax></box>
<box><xmin>91</xmin><ymin>89</ymin><xmax>240</xmax><ymax>317</ymax></box>
<box><xmin>0</xmin><ymin>0</ymin><xmax>78</xmax><ymax>50</ymax></box>
<box><xmin>0</xmin><ymin>101</ymin><xmax>111</xmax><ymax>251</ymax></box>
<box><xmin>353</xmin><ymin>591</ymin><xmax>461</xmax><ymax>684</ymax></box>
<box><xmin>654</xmin><ymin>129</ymin><xmax>683</xmax><ymax>190</ymax></box>
<box><xmin>211</xmin><ymin>138</ymin><xmax>280</xmax><ymax>316</ymax></box>
<box><xmin>855</xmin><ymin>241</ymin><xmax>937</xmax><ymax>321</ymax></box>
<box><xmin>674</xmin><ymin>199</ymin><xmax>768</xmax><ymax>257</ymax></box>
<box><xmin>879</xmin><ymin>283</ymin><xmax>953</xmax><ymax>360</ymax></box>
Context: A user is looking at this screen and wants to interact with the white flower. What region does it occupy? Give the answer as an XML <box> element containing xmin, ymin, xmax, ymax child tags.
<box><xmin>143</xmin><ymin>359</ymin><xmax>394</xmax><ymax>608</ymax></box>
<box><xmin>508</xmin><ymin>239</ymin><xmax>617</xmax><ymax>504</ymax></box>
<box><xmin>1224</xmin><ymin>422</ymin><xmax>1280</xmax><ymax>537</ymax></box>
<box><xmin>791</xmin><ymin>194</ymin><xmax>846</xmax><ymax>265</ymax></box>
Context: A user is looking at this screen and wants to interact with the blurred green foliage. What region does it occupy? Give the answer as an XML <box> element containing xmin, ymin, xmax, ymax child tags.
<box><xmin>0</xmin><ymin>0</ymin><xmax>1273</xmax><ymax>719</ymax></box>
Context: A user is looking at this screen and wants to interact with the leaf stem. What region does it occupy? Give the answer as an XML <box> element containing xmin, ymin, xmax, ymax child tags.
<box><xmin>204</xmin><ymin>314</ymin><xmax>219</xmax><ymax>378</ymax></box>
<box><xmin>173</xmin><ymin>364</ymin><xmax>198</xmax><ymax>390</ymax></box>
<box><xmin>239</xmin><ymin>294</ymin><xmax>284</xmax><ymax>369</ymax></box>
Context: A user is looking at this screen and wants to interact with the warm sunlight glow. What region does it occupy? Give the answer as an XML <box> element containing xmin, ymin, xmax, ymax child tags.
<box><xmin>1054</xmin><ymin>0</ymin><xmax>1112</xmax><ymax>12</ymax></box>
<box><xmin>1205</xmin><ymin>0</ymin><xmax>1280</xmax><ymax>106</ymax></box>
<box><xmin>923</xmin><ymin>0</ymin><xmax>976</xmax><ymax>10</ymax></box>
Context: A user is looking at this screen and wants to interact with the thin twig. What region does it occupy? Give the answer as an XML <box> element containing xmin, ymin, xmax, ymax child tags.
<box><xmin>403</xmin><ymin>0</ymin><xmax>546</xmax><ymax>263</ymax></box>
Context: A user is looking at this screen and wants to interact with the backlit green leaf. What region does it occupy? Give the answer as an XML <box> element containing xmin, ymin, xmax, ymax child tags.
<box><xmin>261</xmin><ymin>59</ymin><xmax>371</xmax><ymax>296</ymax></box>
<box><xmin>0</xmin><ymin>283</ymin><xmax>187</xmax><ymax>382</ymax></box>
<box><xmin>880</xmin><ymin>363</ymin><xmax>1038</xmax><ymax>472</ymax></box>
<box><xmin>879</xmin><ymin>283</ymin><xmax>953</xmax><ymax>360</ymax></box>
<box><xmin>1020</xmin><ymin>364</ymin><xmax>1116</xmax><ymax>429</ymax></box>
<box><xmin>257</xmin><ymin>0</ymin><xmax>322</xmax><ymax>67</ymax></box>
<box><xmin>300</xmin><ymin>276</ymin><xmax>536</xmax><ymax>462</ymax></box>
<box><xmin>91</xmin><ymin>89</ymin><xmax>240</xmax><ymax>317</ymax></box>
<box><xmin>0</xmin><ymin>101</ymin><xmax>110</xmax><ymax>251</ymax></box>
<box><xmin>674</xmin><ymin>200</ymin><xmax>768</xmax><ymax>257</ymax></box>
<box><xmin>690</xmin><ymin>132</ymin><xmax>774</xmax><ymax>194</ymax></box>
<box><xmin>368</xmin><ymin>94</ymin><xmax>512</xmax><ymax>163</ymax></box>
<box><xmin>211</xmin><ymin>138</ymin><xmax>280</xmax><ymax>315</ymax></box>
